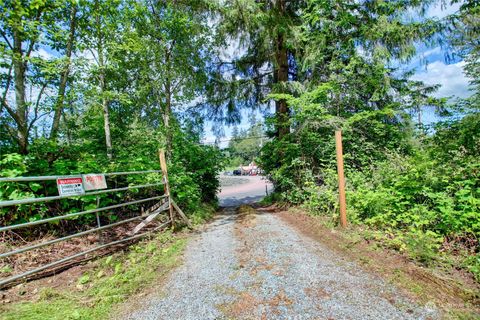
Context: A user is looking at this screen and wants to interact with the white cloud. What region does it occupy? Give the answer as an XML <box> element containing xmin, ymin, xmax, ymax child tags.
<box><xmin>31</xmin><ymin>48</ymin><xmax>54</xmax><ymax>59</ymax></box>
<box><xmin>422</xmin><ymin>46</ymin><xmax>441</xmax><ymax>58</ymax></box>
<box><xmin>411</xmin><ymin>60</ymin><xmax>472</xmax><ymax>98</ymax></box>
<box><xmin>427</xmin><ymin>1</ymin><xmax>462</xmax><ymax>19</ymax></box>
<box><xmin>201</xmin><ymin>135</ymin><xmax>217</xmax><ymax>144</ymax></box>
<box><xmin>220</xmin><ymin>37</ymin><xmax>242</xmax><ymax>61</ymax></box>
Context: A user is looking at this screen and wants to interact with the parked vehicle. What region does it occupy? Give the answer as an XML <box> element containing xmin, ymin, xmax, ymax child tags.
<box><xmin>233</xmin><ymin>170</ymin><xmax>241</xmax><ymax>176</ymax></box>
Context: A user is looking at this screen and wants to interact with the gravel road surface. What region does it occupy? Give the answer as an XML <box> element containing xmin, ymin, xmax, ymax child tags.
<box><xmin>218</xmin><ymin>175</ymin><xmax>273</xmax><ymax>207</ymax></box>
<box><xmin>125</xmin><ymin>206</ymin><xmax>438</xmax><ymax>319</ymax></box>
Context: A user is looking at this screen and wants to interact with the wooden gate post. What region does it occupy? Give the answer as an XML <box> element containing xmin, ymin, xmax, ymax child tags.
<box><xmin>159</xmin><ymin>149</ymin><xmax>175</xmax><ymax>228</ymax></box>
<box><xmin>335</xmin><ymin>131</ymin><xmax>347</xmax><ymax>227</ymax></box>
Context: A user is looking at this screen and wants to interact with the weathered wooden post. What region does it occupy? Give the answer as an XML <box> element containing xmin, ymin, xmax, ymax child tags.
<box><xmin>335</xmin><ymin>130</ymin><xmax>347</xmax><ymax>227</ymax></box>
<box><xmin>159</xmin><ymin>149</ymin><xmax>175</xmax><ymax>228</ymax></box>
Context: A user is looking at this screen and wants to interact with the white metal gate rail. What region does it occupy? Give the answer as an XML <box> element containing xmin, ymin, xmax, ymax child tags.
<box><xmin>0</xmin><ymin>164</ymin><xmax>181</xmax><ymax>288</ymax></box>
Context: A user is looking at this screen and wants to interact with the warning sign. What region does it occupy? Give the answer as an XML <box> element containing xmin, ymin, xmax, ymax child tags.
<box><xmin>57</xmin><ymin>177</ymin><xmax>85</xmax><ymax>196</ymax></box>
<box><xmin>82</xmin><ymin>174</ymin><xmax>107</xmax><ymax>191</ymax></box>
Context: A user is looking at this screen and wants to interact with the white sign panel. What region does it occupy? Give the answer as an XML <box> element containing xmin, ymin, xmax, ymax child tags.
<box><xmin>82</xmin><ymin>174</ymin><xmax>107</xmax><ymax>191</ymax></box>
<box><xmin>57</xmin><ymin>177</ymin><xmax>85</xmax><ymax>196</ymax></box>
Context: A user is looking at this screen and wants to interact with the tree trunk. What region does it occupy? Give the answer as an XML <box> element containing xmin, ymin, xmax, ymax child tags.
<box><xmin>417</xmin><ymin>106</ymin><xmax>422</xmax><ymax>127</ymax></box>
<box><xmin>50</xmin><ymin>4</ymin><xmax>77</xmax><ymax>140</ymax></box>
<box><xmin>96</xmin><ymin>1</ymin><xmax>113</xmax><ymax>161</ymax></box>
<box><xmin>99</xmin><ymin>56</ymin><xmax>113</xmax><ymax>161</ymax></box>
<box><xmin>163</xmin><ymin>48</ymin><xmax>172</xmax><ymax>157</ymax></box>
<box><xmin>12</xmin><ymin>28</ymin><xmax>28</xmax><ymax>155</ymax></box>
<box><xmin>274</xmin><ymin>0</ymin><xmax>290</xmax><ymax>140</ymax></box>
<box><xmin>102</xmin><ymin>93</ymin><xmax>113</xmax><ymax>160</ymax></box>
<box><xmin>164</xmin><ymin>85</ymin><xmax>172</xmax><ymax>156</ymax></box>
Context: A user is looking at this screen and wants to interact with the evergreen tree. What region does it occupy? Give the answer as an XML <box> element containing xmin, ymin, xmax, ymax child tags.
<box><xmin>214</xmin><ymin>0</ymin><xmax>307</xmax><ymax>139</ymax></box>
<box><xmin>448</xmin><ymin>0</ymin><xmax>480</xmax><ymax>108</ymax></box>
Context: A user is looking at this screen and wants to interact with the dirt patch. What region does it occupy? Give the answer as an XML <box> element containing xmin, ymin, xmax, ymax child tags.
<box><xmin>219</xmin><ymin>288</ymin><xmax>294</xmax><ymax>320</ymax></box>
<box><xmin>237</xmin><ymin>205</ymin><xmax>257</xmax><ymax>226</ymax></box>
<box><xmin>274</xmin><ymin>209</ymin><xmax>480</xmax><ymax>317</ymax></box>
<box><xmin>0</xmin><ymin>216</ymin><xmax>171</xmax><ymax>292</ymax></box>
<box><xmin>0</xmin><ymin>215</ymin><xmax>173</xmax><ymax>307</ymax></box>
<box><xmin>268</xmin><ymin>289</ymin><xmax>293</xmax><ymax>308</ymax></box>
<box><xmin>220</xmin><ymin>291</ymin><xmax>260</xmax><ymax>319</ymax></box>
<box><xmin>222</xmin><ymin>205</ymin><xmax>297</xmax><ymax>319</ymax></box>
<box><xmin>249</xmin><ymin>260</ymin><xmax>275</xmax><ymax>276</ymax></box>
<box><xmin>234</xmin><ymin>206</ymin><xmax>280</xmax><ymax>277</ymax></box>
<box><xmin>304</xmin><ymin>287</ymin><xmax>331</xmax><ymax>300</ymax></box>
<box><xmin>234</xmin><ymin>205</ymin><xmax>257</xmax><ymax>270</ymax></box>
<box><xmin>0</xmin><ymin>263</ymin><xmax>88</xmax><ymax>305</ymax></box>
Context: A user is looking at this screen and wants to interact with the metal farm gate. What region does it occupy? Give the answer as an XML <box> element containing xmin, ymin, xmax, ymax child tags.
<box><xmin>0</xmin><ymin>150</ymin><xmax>191</xmax><ymax>289</ymax></box>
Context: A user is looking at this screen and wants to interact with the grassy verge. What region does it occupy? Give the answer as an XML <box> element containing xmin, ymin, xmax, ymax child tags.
<box><xmin>0</xmin><ymin>231</ymin><xmax>186</xmax><ymax>320</ymax></box>
<box><xmin>0</xmin><ymin>203</ymin><xmax>218</xmax><ymax>320</ymax></box>
<box><xmin>258</xmin><ymin>192</ymin><xmax>282</xmax><ymax>206</ymax></box>
<box><xmin>264</xmin><ymin>190</ymin><xmax>479</xmax><ymax>283</ymax></box>
<box><xmin>189</xmin><ymin>203</ymin><xmax>217</xmax><ymax>225</ymax></box>
<box><xmin>301</xmin><ymin>206</ymin><xmax>479</xmax><ymax>283</ymax></box>
<box><xmin>277</xmin><ymin>206</ymin><xmax>480</xmax><ymax>319</ymax></box>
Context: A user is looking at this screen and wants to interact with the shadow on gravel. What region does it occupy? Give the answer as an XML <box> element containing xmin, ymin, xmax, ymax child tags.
<box><xmin>219</xmin><ymin>195</ymin><xmax>267</xmax><ymax>207</ymax></box>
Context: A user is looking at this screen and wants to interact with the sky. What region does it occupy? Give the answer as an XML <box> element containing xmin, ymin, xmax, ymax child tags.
<box><xmin>202</xmin><ymin>1</ymin><xmax>472</xmax><ymax>146</ymax></box>
<box><xmin>409</xmin><ymin>1</ymin><xmax>469</xmax><ymax>98</ymax></box>
<box><xmin>6</xmin><ymin>2</ymin><xmax>471</xmax><ymax>146</ymax></box>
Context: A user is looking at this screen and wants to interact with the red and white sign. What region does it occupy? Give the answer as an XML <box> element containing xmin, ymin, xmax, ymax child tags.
<box><xmin>57</xmin><ymin>177</ymin><xmax>85</xmax><ymax>196</ymax></box>
<box><xmin>82</xmin><ymin>174</ymin><xmax>107</xmax><ymax>191</ymax></box>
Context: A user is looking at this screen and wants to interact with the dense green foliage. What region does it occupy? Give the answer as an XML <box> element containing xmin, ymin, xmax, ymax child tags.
<box><xmin>0</xmin><ymin>231</ymin><xmax>188</xmax><ymax>320</ymax></box>
<box><xmin>0</xmin><ymin>0</ymin><xmax>224</xmax><ymax>231</ymax></box>
<box><xmin>225</xmin><ymin>120</ymin><xmax>265</xmax><ymax>168</ymax></box>
<box><xmin>256</xmin><ymin>0</ymin><xmax>480</xmax><ymax>279</ymax></box>
<box><xmin>0</xmin><ymin>126</ymin><xmax>223</xmax><ymax>229</ymax></box>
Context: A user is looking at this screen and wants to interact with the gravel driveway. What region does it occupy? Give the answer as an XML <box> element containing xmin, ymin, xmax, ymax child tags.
<box><xmin>218</xmin><ymin>175</ymin><xmax>273</xmax><ymax>207</ymax></box>
<box><xmin>124</xmin><ymin>207</ymin><xmax>438</xmax><ymax>320</ymax></box>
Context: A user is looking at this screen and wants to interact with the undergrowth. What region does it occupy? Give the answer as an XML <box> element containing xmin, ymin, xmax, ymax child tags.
<box><xmin>261</xmin><ymin>113</ymin><xmax>480</xmax><ymax>283</ymax></box>
<box><xmin>283</xmin><ymin>207</ymin><xmax>479</xmax><ymax>319</ymax></box>
<box><xmin>0</xmin><ymin>231</ymin><xmax>186</xmax><ymax>320</ymax></box>
<box><xmin>189</xmin><ymin>203</ymin><xmax>217</xmax><ymax>225</ymax></box>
